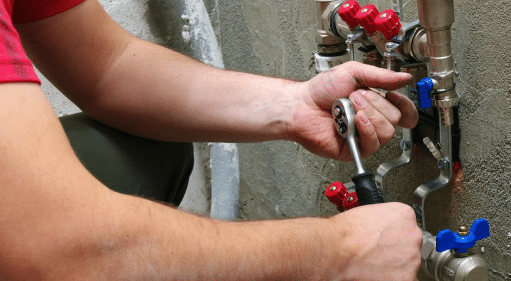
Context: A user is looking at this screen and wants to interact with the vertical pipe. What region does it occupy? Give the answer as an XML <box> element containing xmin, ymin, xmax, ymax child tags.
<box><xmin>416</xmin><ymin>0</ymin><xmax>458</xmax><ymax>126</ymax></box>
<box><xmin>211</xmin><ymin>143</ymin><xmax>240</xmax><ymax>220</ymax></box>
<box><xmin>177</xmin><ymin>0</ymin><xmax>239</xmax><ymax>220</ymax></box>
<box><xmin>413</xmin><ymin>0</ymin><xmax>457</xmax><ymax>229</ymax></box>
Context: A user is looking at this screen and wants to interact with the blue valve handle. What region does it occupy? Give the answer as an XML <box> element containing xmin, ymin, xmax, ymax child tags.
<box><xmin>436</xmin><ymin>218</ymin><xmax>490</xmax><ymax>253</ymax></box>
<box><xmin>416</xmin><ymin>77</ymin><xmax>434</xmax><ymax>109</ymax></box>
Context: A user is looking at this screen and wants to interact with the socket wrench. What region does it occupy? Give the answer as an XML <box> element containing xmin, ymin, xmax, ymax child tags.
<box><xmin>332</xmin><ymin>98</ymin><xmax>384</xmax><ymax>205</ymax></box>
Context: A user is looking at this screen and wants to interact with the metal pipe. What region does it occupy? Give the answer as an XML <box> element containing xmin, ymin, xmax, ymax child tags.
<box><xmin>416</xmin><ymin>0</ymin><xmax>458</xmax><ymax>126</ymax></box>
<box><xmin>315</xmin><ymin>0</ymin><xmax>350</xmax><ymax>72</ymax></box>
<box><xmin>316</xmin><ymin>0</ymin><xmax>346</xmax><ymax>54</ymax></box>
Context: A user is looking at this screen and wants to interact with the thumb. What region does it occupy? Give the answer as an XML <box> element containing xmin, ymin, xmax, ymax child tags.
<box><xmin>344</xmin><ymin>61</ymin><xmax>412</xmax><ymax>91</ymax></box>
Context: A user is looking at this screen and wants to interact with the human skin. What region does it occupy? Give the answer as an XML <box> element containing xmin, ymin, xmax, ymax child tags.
<box><xmin>0</xmin><ymin>0</ymin><xmax>424</xmax><ymax>279</ymax></box>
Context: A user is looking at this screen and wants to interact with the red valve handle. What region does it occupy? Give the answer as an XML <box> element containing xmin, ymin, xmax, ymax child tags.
<box><xmin>325</xmin><ymin>182</ymin><xmax>360</xmax><ymax>211</ymax></box>
<box><xmin>375</xmin><ymin>9</ymin><xmax>401</xmax><ymax>40</ymax></box>
<box><xmin>326</xmin><ymin>182</ymin><xmax>348</xmax><ymax>207</ymax></box>
<box><xmin>337</xmin><ymin>0</ymin><xmax>361</xmax><ymax>29</ymax></box>
<box><xmin>342</xmin><ymin>192</ymin><xmax>360</xmax><ymax>210</ymax></box>
<box><xmin>355</xmin><ymin>5</ymin><xmax>379</xmax><ymax>35</ymax></box>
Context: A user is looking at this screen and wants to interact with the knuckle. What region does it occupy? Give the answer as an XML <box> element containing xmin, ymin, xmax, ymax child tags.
<box><xmin>378</xmin><ymin>126</ymin><xmax>395</xmax><ymax>145</ymax></box>
<box><xmin>390</xmin><ymin>109</ymin><xmax>402</xmax><ymax>126</ymax></box>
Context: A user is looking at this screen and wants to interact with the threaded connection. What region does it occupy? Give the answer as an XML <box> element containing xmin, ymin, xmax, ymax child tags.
<box><xmin>423</xmin><ymin>137</ymin><xmax>443</xmax><ymax>161</ymax></box>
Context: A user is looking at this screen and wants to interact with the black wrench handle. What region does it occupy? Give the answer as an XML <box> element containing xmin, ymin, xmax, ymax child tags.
<box><xmin>352</xmin><ymin>172</ymin><xmax>384</xmax><ymax>205</ymax></box>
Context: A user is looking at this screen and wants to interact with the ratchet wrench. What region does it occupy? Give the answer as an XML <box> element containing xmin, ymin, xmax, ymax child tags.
<box><xmin>332</xmin><ymin>98</ymin><xmax>384</xmax><ymax>205</ymax></box>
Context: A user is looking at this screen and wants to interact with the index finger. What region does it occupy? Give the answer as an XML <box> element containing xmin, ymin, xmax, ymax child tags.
<box><xmin>343</xmin><ymin>61</ymin><xmax>413</xmax><ymax>91</ymax></box>
<box><xmin>385</xmin><ymin>91</ymin><xmax>419</xmax><ymax>128</ymax></box>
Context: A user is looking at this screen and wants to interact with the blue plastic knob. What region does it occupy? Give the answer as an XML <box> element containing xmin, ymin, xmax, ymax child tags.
<box><xmin>416</xmin><ymin>77</ymin><xmax>434</xmax><ymax>109</ymax></box>
<box><xmin>436</xmin><ymin>218</ymin><xmax>490</xmax><ymax>253</ymax></box>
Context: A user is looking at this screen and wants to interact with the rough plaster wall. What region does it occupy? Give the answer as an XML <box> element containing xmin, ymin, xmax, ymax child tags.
<box><xmin>215</xmin><ymin>0</ymin><xmax>511</xmax><ymax>279</ymax></box>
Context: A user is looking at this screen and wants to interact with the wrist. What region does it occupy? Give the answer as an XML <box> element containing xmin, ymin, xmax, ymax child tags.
<box><xmin>277</xmin><ymin>82</ymin><xmax>309</xmax><ymax>143</ymax></box>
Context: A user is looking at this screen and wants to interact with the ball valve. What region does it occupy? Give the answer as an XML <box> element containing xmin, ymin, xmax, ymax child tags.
<box><xmin>416</xmin><ymin>77</ymin><xmax>435</xmax><ymax>109</ymax></box>
<box><xmin>420</xmin><ymin>219</ymin><xmax>490</xmax><ymax>281</ymax></box>
<box><xmin>325</xmin><ymin>182</ymin><xmax>360</xmax><ymax>211</ymax></box>
<box><xmin>337</xmin><ymin>0</ymin><xmax>361</xmax><ymax>29</ymax></box>
<box><xmin>436</xmin><ymin>218</ymin><xmax>490</xmax><ymax>254</ymax></box>
<box><xmin>374</xmin><ymin>9</ymin><xmax>402</xmax><ymax>40</ymax></box>
<box><xmin>355</xmin><ymin>5</ymin><xmax>379</xmax><ymax>35</ymax></box>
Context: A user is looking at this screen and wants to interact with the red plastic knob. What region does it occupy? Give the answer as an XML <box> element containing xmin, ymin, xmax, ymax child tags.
<box><xmin>375</xmin><ymin>9</ymin><xmax>402</xmax><ymax>40</ymax></box>
<box><xmin>355</xmin><ymin>5</ymin><xmax>379</xmax><ymax>34</ymax></box>
<box><xmin>342</xmin><ymin>192</ymin><xmax>360</xmax><ymax>210</ymax></box>
<box><xmin>337</xmin><ymin>0</ymin><xmax>361</xmax><ymax>29</ymax></box>
<box><xmin>325</xmin><ymin>182</ymin><xmax>349</xmax><ymax>207</ymax></box>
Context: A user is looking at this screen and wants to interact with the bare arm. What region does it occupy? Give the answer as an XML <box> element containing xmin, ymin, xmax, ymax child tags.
<box><xmin>0</xmin><ymin>86</ymin><xmax>421</xmax><ymax>279</ymax></box>
<box><xmin>4</xmin><ymin>1</ymin><xmax>422</xmax><ymax>279</ymax></box>
<box><xmin>15</xmin><ymin>0</ymin><xmax>297</xmax><ymax>143</ymax></box>
<box><xmin>15</xmin><ymin>0</ymin><xmax>417</xmax><ymax>160</ymax></box>
<box><xmin>0</xmin><ymin>83</ymin><xmax>350</xmax><ymax>280</ymax></box>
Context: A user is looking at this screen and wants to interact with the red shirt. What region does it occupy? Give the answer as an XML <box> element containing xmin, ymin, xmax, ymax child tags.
<box><xmin>0</xmin><ymin>0</ymin><xmax>84</xmax><ymax>84</ymax></box>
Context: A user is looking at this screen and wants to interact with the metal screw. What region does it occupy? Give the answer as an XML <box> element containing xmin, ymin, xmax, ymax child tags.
<box><xmin>361</xmin><ymin>7</ymin><xmax>368</xmax><ymax>13</ymax></box>
<box><xmin>330</xmin><ymin>186</ymin><xmax>336</xmax><ymax>192</ymax></box>
<box><xmin>457</xmin><ymin>225</ymin><xmax>469</xmax><ymax>236</ymax></box>
<box><xmin>438</xmin><ymin>159</ymin><xmax>450</xmax><ymax>171</ymax></box>
<box><xmin>380</xmin><ymin>12</ymin><xmax>387</xmax><ymax>18</ymax></box>
<box><xmin>400</xmin><ymin>139</ymin><xmax>411</xmax><ymax>151</ymax></box>
<box><xmin>343</xmin><ymin>3</ymin><xmax>350</xmax><ymax>8</ymax></box>
<box><xmin>347</xmin><ymin>196</ymin><xmax>354</xmax><ymax>202</ymax></box>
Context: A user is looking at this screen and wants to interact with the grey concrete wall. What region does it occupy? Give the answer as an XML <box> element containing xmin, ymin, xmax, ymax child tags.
<box><xmin>40</xmin><ymin>0</ymin><xmax>511</xmax><ymax>279</ymax></box>
<box><xmin>214</xmin><ymin>0</ymin><xmax>511</xmax><ymax>280</ymax></box>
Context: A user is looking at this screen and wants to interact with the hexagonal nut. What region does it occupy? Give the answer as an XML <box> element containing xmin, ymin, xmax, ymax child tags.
<box><xmin>421</xmin><ymin>232</ymin><xmax>437</xmax><ymax>273</ymax></box>
<box><xmin>315</xmin><ymin>30</ymin><xmax>343</xmax><ymax>46</ymax></box>
<box><xmin>432</xmin><ymin>92</ymin><xmax>459</xmax><ymax>108</ymax></box>
<box><xmin>317</xmin><ymin>44</ymin><xmax>346</xmax><ymax>54</ymax></box>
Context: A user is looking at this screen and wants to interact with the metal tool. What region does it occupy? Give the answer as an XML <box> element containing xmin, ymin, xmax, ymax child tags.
<box><xmin>332</xmin><ymin>98</ymin><xmax>383</xmax><ymax>205</ymax></box>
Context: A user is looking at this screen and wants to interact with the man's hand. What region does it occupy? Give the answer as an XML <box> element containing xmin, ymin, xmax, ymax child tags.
<box><xmin>288</xmin><ymin>61</ymin><xmax>418</xmax><ymax>160</ymax></box>
<box><xmin>326</xmin><ymin>202</ymin><xmax>423</xmax><ymax>280</ymax></box>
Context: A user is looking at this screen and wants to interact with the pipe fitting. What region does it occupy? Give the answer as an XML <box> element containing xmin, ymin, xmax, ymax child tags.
<box><xmin>416</xmin><ymin>0</ymin><xmax>458</xmax><ymax>127</ymax></box>
<box><xmin>422</xmin><ymin>231</ymin><xmax>489</xmax><ymax>281</ymax></box>
<box><xmin>316</xmin><ymin>0</ymin><xmax>346</xmax><ymax>54</ymax></box>
<box><xmin>409</xmin><ymin>27</ymin><xmax>428</xmax><ymax>62</ymax></box>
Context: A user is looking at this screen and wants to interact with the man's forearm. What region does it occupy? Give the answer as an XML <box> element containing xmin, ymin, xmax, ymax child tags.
<box><xmin>74</xmin><ymin>194</ymin><xmax>337</xmax><ymax>280</ymax></box>
<box><xmin>84</xmin><ymin>38</ymin><xmax>301</xmax><ymax>143</ymax></box>
<box><xmin>0</xmin><ymin>84</ymin><xmax>342</xmax><ymax>280</ymax></box>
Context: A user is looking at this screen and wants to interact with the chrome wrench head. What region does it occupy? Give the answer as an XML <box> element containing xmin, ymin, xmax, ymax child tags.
<box><xmin>332</xmin><ymin>98</ymin><xmax>366</xmax><ymax>174</ymax></box>
<box><xmin>332</xmin><ymin>98</ymin><xmax>356</xmax><ymax>140</ymax></box>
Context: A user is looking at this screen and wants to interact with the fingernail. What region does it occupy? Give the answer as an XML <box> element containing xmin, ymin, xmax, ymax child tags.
<box><xmin>359</xmin><ymin>113</ymin><xmax>370</xmax><ymax>125</ymax></box>
<box><xmin>396</xmin><ymin>72</ymin><xmax>411</xmax><ymax>79</ymax></box>
<box><xmin>352</xmin><ymin>93</ymin><xmax>367</xmax><ymax>108</ymax></box>
<box><xmin>358</xmin><ymin>89</ymin><xmax>367</xmax><ymax>95</ymax></box>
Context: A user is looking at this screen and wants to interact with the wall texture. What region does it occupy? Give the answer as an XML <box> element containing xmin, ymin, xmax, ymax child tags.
<box><xmin>41</xmin><ymin>0</ymin><xmax>511</xmax><ymax>279</ymax></box>
<box><xmin>213</xmin><ymin>0</ymin><xmax>511</xmax><ymax>280</ymax></box>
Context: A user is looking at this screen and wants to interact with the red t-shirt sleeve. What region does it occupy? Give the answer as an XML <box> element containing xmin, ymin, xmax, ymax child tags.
<box><xmin>0</xmin><ymin>0</ymin><xmax>85</xmax><ymax>84</ymax></box>
<box><xmin>12</xmin><ymin>0</ymin><xmax>85</xmax><ymax>24</ymax></box>
<box><xmin>0</xmin><ymin>1</ymin><xmax>39</xmax><ymax>84</ymax></box>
